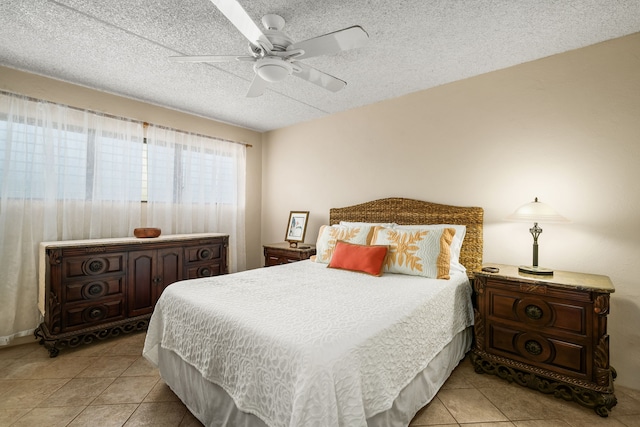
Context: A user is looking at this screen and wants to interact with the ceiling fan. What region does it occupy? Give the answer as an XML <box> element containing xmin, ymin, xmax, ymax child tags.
<box><xmin>169</xmin><ymin>0</ymin><xmax>369</xmax><ymax>97</ymax></box>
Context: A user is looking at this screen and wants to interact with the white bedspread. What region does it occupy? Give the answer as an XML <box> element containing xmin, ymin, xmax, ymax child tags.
<box><xmin>143</xmin><ymin>260</ymin><xmax>474</xmax><ymax>427</ymax></box>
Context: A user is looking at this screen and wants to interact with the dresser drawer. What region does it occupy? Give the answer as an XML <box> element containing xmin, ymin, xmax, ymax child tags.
<box><xmin>184</xmin><ymin>242</ymin><xmax>224</xmax><ymax>265</ymax></box>
<box><xmin>64</xmin><ymin>277</ymin><xmax>125</xmax><ymax>303</ymax></box>
<box><xmin>62</xmin><ymin>254</ymin><xmax>125</xmax><ymax>279</ymax></box>
<box><xmin>62</xmin><ymin>299</ymin><xmax>126</xmax><ymax>331</ymax></box>
<box><xmin>183</xmin><ymin>241</ymin><xmax>226</xmax><ymax>278</ymax></box>
<box><xmin>184</xmin><ymin>263</ymin><xmax>224</xmax><ymax>279</ymax></box>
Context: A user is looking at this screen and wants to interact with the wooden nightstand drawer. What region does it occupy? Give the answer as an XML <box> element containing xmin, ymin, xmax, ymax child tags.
<box><xmin>488</xmin><ymin>322</ymin><xmax>588</xmax><ymax>377</ymax></box>
<box><xmin>263</xmin><ymin>243</ymin><xmax>316</xmax><ymax>266</ymax></box>
<box><xmin>487</xmin><ymin>285</ymin><xmax>588</xmax><ymax>337</ymax></box>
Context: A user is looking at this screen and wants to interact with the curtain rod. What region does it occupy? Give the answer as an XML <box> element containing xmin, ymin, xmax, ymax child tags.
<box><xmin>0</xmin><ymin>89</ymin><xmax>252</xmax><ymax>148</ymax></box>
<box><xmin>141</xmin><ymin>122</ymin><xmax>252</xmax><ymax>148</ymax></box>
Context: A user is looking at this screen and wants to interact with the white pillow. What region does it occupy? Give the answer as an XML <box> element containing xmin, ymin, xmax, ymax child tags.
<box><xmin>393</xmin><ymin>224</ymin><xmax>467</xmax><ymax>274</ymax></box>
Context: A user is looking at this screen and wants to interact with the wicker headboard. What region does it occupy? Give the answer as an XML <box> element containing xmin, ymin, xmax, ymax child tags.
<box><xmin>329</xmin><ymin>198</ymin><xmax>484</xmax><ymax>278</ymax></box>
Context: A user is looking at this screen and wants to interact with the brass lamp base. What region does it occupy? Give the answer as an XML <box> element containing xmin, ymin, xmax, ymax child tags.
<box><xmin>518</xmin><ymin>265</ymin><xmax>554</xmax><ymax>276</ymax></box>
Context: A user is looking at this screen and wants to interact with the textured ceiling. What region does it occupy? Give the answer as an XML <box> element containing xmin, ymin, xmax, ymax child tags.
<box><xmin>1</xmin><ymin>0</ymin><xmax>639</xmax><ymax>132</ymax></box>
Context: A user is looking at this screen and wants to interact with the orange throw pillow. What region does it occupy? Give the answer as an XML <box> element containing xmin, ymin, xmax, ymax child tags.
<box><xmin>328</xmin><ymin>241</ymin><xmax>388</xmax><ymax>276</ymax></box>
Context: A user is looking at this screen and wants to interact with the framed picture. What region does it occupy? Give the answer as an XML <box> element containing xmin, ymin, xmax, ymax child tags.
<box><xmin>285</xmin><ymin>211</ymin><xmax>309</xmax><ymax>247</ymax></box>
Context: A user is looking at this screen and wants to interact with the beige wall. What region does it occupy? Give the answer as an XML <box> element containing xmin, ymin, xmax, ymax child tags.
<box><xmin>262</xmin><ymin>33</ymin><xmax>640</xmax><ymax>390</ymax></box>
<box><xmin>0</xmin><ymin>66</ymin><xmax>264</xmax><ymax>270</ymax></box>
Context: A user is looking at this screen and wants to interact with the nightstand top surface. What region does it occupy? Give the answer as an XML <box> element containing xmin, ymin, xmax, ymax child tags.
<box><xmin>478</xmin><ymin>263</ymin><xmax>615</xmax><ymax>293</ymax></box>
<box><xmin>263</xmin><ymin>242</ymin><xmax>316</xmax><ymax>251</ymax></box>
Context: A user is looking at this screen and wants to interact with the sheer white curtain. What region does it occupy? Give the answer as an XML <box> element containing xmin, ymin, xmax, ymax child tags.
<box><xmin>0</xmin><ymin>93</ymin><xmax>143</xmax><ymax>345</ymax></box>
<box><xmin>145</xmin><ymin>125</ymin><xmax>246</xmax><ymax>272</ymax></box>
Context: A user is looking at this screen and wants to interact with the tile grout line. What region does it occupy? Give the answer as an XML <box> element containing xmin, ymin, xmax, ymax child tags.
<box><xmin>473</xmin><ymin>382</ymin><xmax>516</xmax><ymax>423</ymax></box>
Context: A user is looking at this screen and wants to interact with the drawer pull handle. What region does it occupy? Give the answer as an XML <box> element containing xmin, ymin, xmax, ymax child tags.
<box><xmin>525</xmin><ymin>304</ymin><xmax>543</xmax><ymax>320</ymax></box>
<box><xmin>525</xmin><ymin>340</ymin><xmax>543</xmax><ymax>356</ymax></box>
<box><xmin>82</xmin><ymin>281</ymin><xmax>108</xmax><ymax>299</ymax></box>
<box><xmin>89</xmin><ymin>261</ymin><xmax>103</xmax><ymax>272</ymax></box>
<box><xmin>82</xmin><ymin>258</ymin><xmax>108</xmax><ymax>275</ymax></box>
<box><xmin>83</xmin><ymin>306</ymin><xmax>107</xmax><ymax>322</ymax></box>
<box><xmin>85</xmin><ymin>282</ymin><xmax>105</xmax><ymax>298</ymax></box>
<box><xmin>200</xmin><ymin>268</ymin><xmax>211</xmax><ymax>277</ymax></box>
<box><xmin>198</xmin><ymin>248</ymin><xmax>211</xmax><ymax>260</ymax></box>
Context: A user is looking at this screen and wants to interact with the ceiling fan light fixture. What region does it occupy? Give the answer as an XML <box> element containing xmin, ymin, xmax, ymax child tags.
<box><xmin>254</xmin><ymin>57</ymin><xmax>292</xmax><ymax>82</ymax></box>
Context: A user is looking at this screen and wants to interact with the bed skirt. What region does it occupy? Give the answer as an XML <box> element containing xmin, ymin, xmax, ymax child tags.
<box><xmin>157</xmin><ymin>326</ymin><xmax>472</xmax><ymax>427</ymax></box>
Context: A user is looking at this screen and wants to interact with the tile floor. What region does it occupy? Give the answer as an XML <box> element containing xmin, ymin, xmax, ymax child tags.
<box><xmin>0</xmin><ymin>331</ymin><xmax>639</xmax><ymax>426</ymax></box>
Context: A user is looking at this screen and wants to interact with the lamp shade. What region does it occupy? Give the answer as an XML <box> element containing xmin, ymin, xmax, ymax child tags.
<box><xmin>507</xmin><ymin>197</ymin><xmax>569</xmax><ymax>223</ymax></box>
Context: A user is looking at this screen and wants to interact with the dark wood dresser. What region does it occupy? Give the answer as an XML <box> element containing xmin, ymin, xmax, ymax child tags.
<box><xmin>471</xmin><ymin>263</ymin><xmax>616</xmax><ymax>416</ymax></box>
<box><xmin>263</xmin><ymin>242</ymin><xmax>316</xmax><ymax>266</ymax></box>
<box><xmin>35</xmin><ymin>233</ymin><xmax>228</xmax><ymax>356</ymax></box>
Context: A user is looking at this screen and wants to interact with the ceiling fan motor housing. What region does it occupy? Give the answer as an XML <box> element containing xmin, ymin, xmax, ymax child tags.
<box><xmin>254</xmin><ymin>57</ymin><xmax>292</xmax><ymax>82</ymax></box>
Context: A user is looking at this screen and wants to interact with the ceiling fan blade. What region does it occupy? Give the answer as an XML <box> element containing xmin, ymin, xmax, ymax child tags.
<box><xmin>246</xmin><ymin>74</ymin><xmax>268</xmax><ymax>97</ymax></box>
<box><xmin>169</xmin><ymin>55</ymin><xmax>255</xmax><ymax>63</ymax></box>
<box><xmin>209</xmin><ymin>0</ymin><xmax>273</xmax><ymax>51</ymax></box>
<box><xmin>287</xmin><ymin>26</ymin><xmax>368</xmax><ymax>60</ymax></box>
<box><xmin>292</xmin><ymin>62</ymin><xmax>346</xmax><ymax>93</ymax></box>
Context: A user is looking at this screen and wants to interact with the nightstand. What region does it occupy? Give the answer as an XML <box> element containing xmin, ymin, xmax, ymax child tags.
<box><xmin>471</xmin><ymin>263</ymin><xmax>616</xmax><ymax>416</ymax></box>
<box><xmin>263</xmin><ymin>242</ymin><xmax>316</xmax><ymax>266</ymax></box>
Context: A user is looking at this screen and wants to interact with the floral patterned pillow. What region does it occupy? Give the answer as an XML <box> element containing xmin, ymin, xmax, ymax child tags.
<box><xmin>370</xmin><ymin>226</ymin><xmax>456</xmax><ymax>279</ymax></box>
<box><xmin>314</xmin><ymin>224</ymin><xmax>375</xmax><ymax>263</ymax></box>
<box><xmin>394</xmin><ymin>224</ymin><xmax>467</xmax><ymax>274</ymax></box>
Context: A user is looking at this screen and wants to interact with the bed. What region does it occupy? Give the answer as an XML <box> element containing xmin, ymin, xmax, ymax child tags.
<box><xmin>143</xmin><ymin>197</ymin><xmax>483</xmax><ymax>427</ymax></box>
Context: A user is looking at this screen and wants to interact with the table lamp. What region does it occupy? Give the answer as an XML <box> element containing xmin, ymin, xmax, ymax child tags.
<box><xmin>507</xmin><ymin>197</ymin><xmax>569</xmax><ymax>275</ymax></box>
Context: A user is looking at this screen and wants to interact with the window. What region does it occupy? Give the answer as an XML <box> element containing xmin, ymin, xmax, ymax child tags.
<box><xmin>0</xmin><ymin>119</ymin><xmax>87</xmax><ymax>199</ymax></box>
<box><xmin>144</xmin><ymin>128</ymin><xmax>241</xmax><ymax>205</ymax></box>
<box><xmin>0</xmin><ymin>115</ymin><xmax>143</xmax><ymax>201</ymax></box>
<box><xmin>179</xmin><ymin>145</ymin><xmax>237</xmax><ymax>204</ymax></box>
<box><xmin>1</xmin><ymin>116</ymin><xmax>241</xmax><ymax>205</ymax></box>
